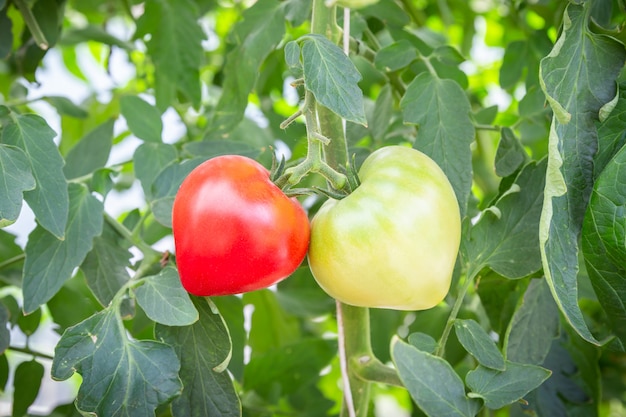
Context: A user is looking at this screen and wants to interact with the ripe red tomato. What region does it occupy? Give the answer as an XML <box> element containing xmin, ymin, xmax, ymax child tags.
<box><xmin>172</xmin><ymin>155</ymin><xmax>310</xmax><ymax>296</ymax></box>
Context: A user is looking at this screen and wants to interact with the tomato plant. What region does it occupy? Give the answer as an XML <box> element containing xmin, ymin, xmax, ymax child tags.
<box><xmin>309</xmin><ymin>146</ymin><xmax>461</xmax><ymax>310</ymax></box>
<box><xmin>172</xmin><ymin>155</ymin><xmax>310</xmax><ymax>296</ymax></box>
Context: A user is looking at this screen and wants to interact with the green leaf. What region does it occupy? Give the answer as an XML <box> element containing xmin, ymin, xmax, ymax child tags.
<box><xmin>275</xmin><ymin>266</ymin><xmax>335</xmax><ymax>317</ymax></box>
<box><xmin>120</xmin><ymin>95</ymin><xmax>163</xmax><ymax>143</ymax></box>
<box><xmin>581</xmin><ymin>145</ymin><xmax>626</xmax><ymax>347</ymax></box>
<box><xmin>0</xmin><ymin>302</ymin><xmax>9</xmax><ymax>353</ymax></box>
<box><xmin>80</xmin><ymin>220</ymin><xmax>132</xmax><ymax>307</ymax></box>
<box><xmin>494</xmin><ymin>128</ymin><xmax>528</xmax><ymax>178</ymax></box>
<box><xmin>243</xmin><ymin>338</ymin><xmax>337</xmax><ymax>400</ymax></box>
<box><xmin>505</xmin><ymin>278</ymin><xmax>560</xmax><ymax>365</ymax></box>
<box><xmin>52</xmin><ymin>308</ymin><xmax>183</xmax><ymax>417</ymax></box>
<box><xmin>155</xmin><ymin>297</ymin><xmax>241</xmax><ymax>417</ymax></box>
<box><xmin>400</xmin><ymin>72</ymin><xmax>474</xmax><ymax>217</ymax></box>
<box><xmin>369</xmin><ymin>84</ymin><xmax>393</xmax><ymax>142</ymax></box>
<box><xmin>63</xmin><ymin>119</ymin><xmax>115</xmax><ymax>180</ymax></box>
<box><xmin>48</xmin><ymin>272</ymin><xmax>101</xmax><ymax>335</ymax></box>
<box><xmin>211</xmin><ymin>295</ymin><xmax>245</xmax><ymax>381</ymax></box>
<box><xmin>2</xmin><ymin>114</ymin><xmax>68</xmax><ymax>239</ymax></box>
<box><xmin>133</xmin><ymin>142</ymin><xmax>178</xmax><ymax>201</ymax></box>
<box><xmin>0</xmin><ymin>7</ymin><xmax>11</xmax><ymax>59</ymax></box>
<box><xmin>135</xmin><ymin>0</ymin><xmax>205</xmax><ymax>109</ymax></box>
<box><xmin>301</xmin><ymin>34</ymin><xmax>367</xmax><ymax>126</ymax></box>
<box><xmin>284</xmin><ymin>40</ymin><xmax>301</xmax><ymax>74</ymax></box>
<box><xmin>0</xmin><ymin>355</ymin><xmax>8</xmax><ymax>392</ymax></box>
<box><xmin>211</xmin><ymin>0</ymin><xmax>285</xmax><ymax>135</ymax></box>
<box><xmin>12</xmin><ymin>360</ymin><xmax>44</xmax><ymax>417</ymax></box>
<box><xmin>17</xmin><ymin>307</ymin><xmax>41</xmax><ymax>336</ymax></box>
<box><xmin>454</xmin><ymin>319</ymin><xmax>505</xmax><ymax>371</ymax></box>
<box><xmin>22</xmin><ymin>183</ymin><xmax>104</xmax><ymax>313</ymax></box>
<box><xmin>466</xmin><ymin>361</ymin><xmax>551</xmax><ymax>410</ymax></box>
<box><xmin>463</xmin><ymin>160</ymin><xmax>546</xmax><ymax>279</ymax></box>
<box><xmin>391</xmin><ymin>337</ymin><xmax>481</xmax><ymax>417</ymax></box>
<box><xmin>538</xmin><ymin>3</ymin><xmax>626</xmax><ymax>345</ymax></box>
<box><xmin>43</xmin><ymin>96</ymin><xmax>89</xmax><ymax>119</ymax></box>
<box><xmin>0</xmin><ymin>231</ymin><xmax>24</xmax><ymax>287</ymax></box>
<box><xmin>407</xmin><ymin>332</ymin><xmax>438</xmax><ymax>354</ymax></box>
<box><xmin>60</xmin><ymin>24</ymin><xmax>134</xmax><ymax>50</ymax></box>
<box><xmin>0</xmin><ymin>144</ymin><xmax>35</xmax><ymax>227</ymax></box>
<box><xmin>374</xmin><ymin>39</ymin><xmax>417</xmax><ymax>72</ymax></box>
<box><xmin>500</xmin><ymin>40</ymin><xmax>528</xmax><ymax>90</ymax></box>
<box><xmin>183</xmin><ymin>139</ymin><xmax>263</xmax><ymax>160</ymax></box>
<box><xmin>595</xmin><ymin>86</ymin><xmax>626</xmax><ymax>176</ymax></box>
<box><xmin>135</xmin><ymin>267</ymin><xmax>198</xmax><ymax>326</ymax></box>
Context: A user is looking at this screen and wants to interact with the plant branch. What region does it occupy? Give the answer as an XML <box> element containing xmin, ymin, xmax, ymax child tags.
<box><xmin>104</xmin><ymin>213</ymin><xmax>161</xmax><ymax>262</ymax></box>
<box><xmin>7</xmin><ymin>345</ymin><xmax>54</xmax><ymax>361</ymax></box>
<box><xmin>0</xmin><ymin>254</ymin><xmax>25</xmax><ymax>271</ymax></box>
<box><xmin>13</xmin><ymin>0</ymin><xmax>49</xmax><ymax>50</ymax></box>
<box><xmin>436</xmin><ymin>271</ymin><xmax>476</xmax><ymax>357</ymax></box>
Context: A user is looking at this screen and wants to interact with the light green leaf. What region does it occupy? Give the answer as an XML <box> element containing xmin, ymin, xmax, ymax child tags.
<box><xmin>80</xmin><ymin>220</ymin><xmax>132</xmax><ymax>308</ymax></box>
<box><xmin>211</xmin><ymin>0</ymin><xmax>285</xmax><ymax>135</ymax></box>
<box><xmin>12</xmin><ymin>360</ymin><xmax>44</xmax><ymax>417</ymax></box>
<box><xmin>407</xmin><ymin>332</ymin><xmax>438</xmax><ymax>354</ymax></box>
<box><xmin>400</xmin><ymin>72</ymin><xmax>474</xmax><ymax>217</ymax></box>
<box><xmin>284</xmin><ymin>40</ymin><xmax>302</xmax><ymax>74</ymax></box>
<box><xmin>538</xmin><ymin>3</ymin><xmax>626</xmax><ymax>345</ymax></box>
<box><xmin>466</xmin><ymin>361</ymin><xmax>551</xmax><ymax>410</ymax></box>
<box><xmin>135</xmin><ymin>267</ymin><xmax>198</xmax><ymax>326</ymax></box>
<box><xmin>463</xmin><ymin>160</ymin><xmax>546</xmax><ymax>279</ymax></box>
<box><xmin>156</xmin><ymin>297</ymin><xmax>241</xmax><ymax>417</ymax></box>
<box><xmin>133</xmin><ymin>142</ymin><xmax>178</xmax><ymax>200</ymax></box>
<box><xmin>63</xmin><ymin>119</ymin><xmax>114</xmax><ymax>180</ymax></box>
<box><xmin>120</xmin><ymin>95</ymin><xmax>163</xmax><ymax>143</ymax></box>
<box><xmin>505</xmin><ymin>278</ymin><xmax>560</xmax><ymax>365</ymax></box>
<box><xmin>135</xmin><ymin>0</ymin><xmax>205</xmax><ymax>109</ymax></box>
<box><xmin>22</xmin><ymin>183</ymin><xmax>103</xmax><ymax>313</ymax></box>
<box><xmin>392</xmin><ymin>337</ymin><xmax>482</xmax><ymax>417</ymax></box>
<box><xmin>581</xmin><ymin>145</ymin><xmax>626</xmax><ymax>348</ymax></box>
<box><xmin>455</xmin><ymin>319</ymin><xmax>505</xmax><ymax>371</ymax></box>
<box><xmin>0</xmin><ymin>144</ymin><xmax>35</xmax><ymax>227</ymax></box>
<box><xmin>2</xmin><ymin>114</ymin><xmax>68</xmax><ymax>239</ymax></box>
<box><xmin>302</xmin><ymin>34</ymin><xmax>367</xmax><ymax>126</ymax></box>
<box><xmin>52</xmin><ymin>309</ymin><xmax>183</xmax><ymax>417</ymax></box>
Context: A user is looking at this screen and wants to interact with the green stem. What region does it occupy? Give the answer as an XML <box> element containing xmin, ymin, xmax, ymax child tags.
<box><xmin>436</xmin><ymin>273</ymin><xmax>475</xmax><ymax>357</ymax></box>
<box><xmin>13</xmin><ymin>0</ymin><xmax>49</xmax><ymax>50</ymax></box>
<box><xmin>0</xmin><ymin>254</ymin><xmax>25</xmax><ymax>271</ymax></box>
<box><xmin>6</xmin><ymin>345</ymin><xmax>54</xmax><ymax>361</ymax></box>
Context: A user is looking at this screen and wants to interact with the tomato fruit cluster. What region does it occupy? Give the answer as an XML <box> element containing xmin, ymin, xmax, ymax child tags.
<box><xmin>172</xmin><ymin>155</ymin><xmax>310</xmax><ymax>296</ymax></box>
<box><xmin>308</xmin><ymin>146</ymin><xmax>461</xmax><ymax>310</ymax></box>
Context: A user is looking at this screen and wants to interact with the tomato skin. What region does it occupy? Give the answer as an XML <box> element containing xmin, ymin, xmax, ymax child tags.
<box><xmin>308</xmin><ymin>146</ymin><xmax>461</xmax><ymax>311</ymax></box>
<box><xmin>172</xmin><ymin>155</ymin><xmax>310</xmax><ymax>296</ymax></box>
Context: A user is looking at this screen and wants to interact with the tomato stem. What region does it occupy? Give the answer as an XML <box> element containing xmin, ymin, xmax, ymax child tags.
<box><xmin>436</xmin><ymin>270</ymin><xmax>476</xmax><ymax>357</ymax></box>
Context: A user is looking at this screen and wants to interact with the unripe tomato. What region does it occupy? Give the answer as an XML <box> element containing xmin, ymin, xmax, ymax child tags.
<box><xmin>308</xmin><ymin>146</ymin><xmax>461</xmax><ymax>310</ymax></box>
<box><xmin>172</xmin><ymin>155</ymin><xmax>310</xmax><ymax>296</ymax></box>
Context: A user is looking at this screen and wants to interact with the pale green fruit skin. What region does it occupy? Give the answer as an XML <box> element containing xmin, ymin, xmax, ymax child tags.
<box><xmin>308</xmin><ymin>146</ymin><xmax>461</xmax><ymax>311</ymax></box>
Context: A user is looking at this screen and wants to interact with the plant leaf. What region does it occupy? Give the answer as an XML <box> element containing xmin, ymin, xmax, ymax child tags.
<box><xmin>302</xmin><ymin>34</ymin><xmax>367</xmax><ymax>125</ymax></box>
<box><xmin>135</xmin><ymin>267</ymin><xmax>198</xmax><ymax>326</ymax></box>
<box><xmin>12</xmin><ymin>360</ymin><xmax>44</xmax><ymax>417</ymax></box>
<box><xmin>400</xmin><ymin>72</ymin><xmax>474</xmax><ymax>217</ymax></box>
<box><xmin>22</xmin><ymin>183</ymin><xmax>103</xmax><ymax>313</ymax></box>
<box><xmin>538</xmin><ymin>3</ymin><xmax>626</xmax><ymax>345</ymax></box>
<box><xmin>466</xmin><ymin>361</ymin><xmax>551</xmax><ymax>410</ymax></box>
<box><xmin>455</xmin><ymin>319</ymin><xmax>505</xmax><ymax>371</ymax></box>
<box><xmin>463</xmin><ymin>159</ymin><xmax>546</xmax><ymax>279</ymax></box>
<box><xmin>0</xmin><ymin>302</ymin><xmax>9</xmax><ymax>353</ymax></box>
<box><xmin>120</xmin><ymin>95</ymin><xmax>163</xmax><ymax>143</ymax></box>
<box><xmin>581</xmin><ymin>145</ymin><xmax>626</xmax><ymax>347</ymax></box>
<box><xmin>63</xmin><ymin>119</ymin><xmax>114</xmax><ymax>180</ymax></box>
<box><xmin>505</xmin><ymin>278</ymin><xmax>560</xmax><ymax>365</ymax></box>
<box><xmin>0</xmin><ymin>144</ymin><xmax>35</xmax><ymax>227</ymax></box>
<box><xmin>494</xmin><ymin>128</ymin><xmax>528</xmax><ymax>178</ymax></box>
<box><xmin>52</xmin><ymin>308</ymin><xmax>182</xmax><ymax>417</ymax></box>
<box><xmin>134</xmin><ymin>142</ymin><xmax>178</xmax><ymax>201</ymax></box>
<box><xmin>392</xmin><ymin>337</ymin><xmax>481</xmax><ymax>417</ymax></box>
<box><xmin>2</xmin><ymin>114</ymin><xmax>68</xmax><ymax>238</ymax></box>
<box><xmin>156</xmin><ymin>296</ymin><xmax>240</xmax><ymax>417</ymax></box>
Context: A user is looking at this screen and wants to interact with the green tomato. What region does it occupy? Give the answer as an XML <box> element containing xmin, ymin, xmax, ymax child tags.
<box><xmin>308</xmin><ymin>146</ymin><xmax>461</xmax><ymax>311</ymax></box>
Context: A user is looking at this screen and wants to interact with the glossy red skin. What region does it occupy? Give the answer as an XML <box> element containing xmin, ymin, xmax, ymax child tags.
<box><xmin>172</xmin><ymin>155</ymin><xmax>310</xmax><ymax>296</ymax></box>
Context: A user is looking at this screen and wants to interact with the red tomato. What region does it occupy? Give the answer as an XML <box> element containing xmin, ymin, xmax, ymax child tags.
<box><xmin>172</xmin><ymin>155</ymin><xmax>310</xmax><ymax>296</ymax></box>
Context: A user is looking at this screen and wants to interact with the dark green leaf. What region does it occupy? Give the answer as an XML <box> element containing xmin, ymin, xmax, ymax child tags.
<box><xmin>0</xmin><ymin>144</ymin><xmax>36</xmax><ymax>227</ymax></box>
<box><xmin>0</xmin><ymin>302</ymin><xmax>9</xmax><ymax>353</ymax></box>
<box><xmin>506</xmin><ymin>278</ymin><xmax>560</xmax><ymax>365</ymax></box>
<box><xmin>22</xmin><ymin>183</ymin><xmax>104</xmax><ymax>313</ymax></box>
<box><xmin>463</xmin><ymin>160</ymin><xmax>546</xmax><ymax>279</ymax></box>
<box><xmin>47</xmin><ymin>272</ymin><xmax>101</xmax><ymax>334</ymax></box>
<box><xmin>392</xmin><ymin>338</ymin><xmax>481</xmax><ymax>417</ymax></box>
<box><xmin>500</xmin><ymin>40</ymin><xmax>528</xmax><ymax>90</ymax></box>
<box><xmin>0</xmin><ymin>295</ymin><xmax>19</xmax><ymax>328</ymax></box>
<box><xmin>52</xmin><ymin>308</ymin><xmax>183</xmax><ymax>417</ymax></box>
<box><xmin>539</xmin><ymin>3</ymin><xmax>626</xmax><ymax>345</ymax></box>
<box><xmin>370</xmin><ymin>84</ymin><xmax>393</xmax><ymax>142</ymax></box>
<box><xmin>150</xmin><ymin>196</ymin><xmax>176</xmax><ymax>228</ymax></box>
<box><xmin>133</xmin><ymin>142</ymin><xmax>178</xmax><ymax>201</ymax></box>
<box><xmin>243</xmin><ymin>338</ymin><xmax>336</xmax><ymax>399</ymax></box>
<box><xmin>474</xmin><ymin>105</ymin><xmax>498</xmax><ymax>125</ymax></box>
<box><xmin>0</xmin><ymin>7</ymin><xmax>11</xmax><ymax>59</ymax></box>
<box><xmin>374</xmin><ymin>39</ymin><xmax>417</xmax><ymax>72</ymax></box>
<box><xmin>80</xmin><ymin>220</ymin><xmax>132</xmax><ymax>307</ymax></box>
<box><xmin>302</xmin><ymin>34</ymin><xmax>367</xmax><ymax>125</ymax></box>
<box><xmin>455</xmin><ymin>318</ymin><xmax>505</xmax><ymax>371</ymax></box>
<box><xmin>211</xmin><ymin>295</ymin><xmax>245</xmax><ymax>381</ymax></box>
<box><xmin>135</xmin><ymin>267</ymin><xmax>198</xmax><ymax>326</ymax></box>
<box><xmin>12</xmin><ymin>360</ymin><xmax>44</xmax><ymax>417</ymax></box>
<box><xmin>400</xmin><ymin>72</ymin><xmax>474</xmax><ymax>217</ymax></box>
<box><xmin>120</xmin><ymin>95</ymin><xmax>163</xmax><ymax>143</ymax></box>
<box><xmin>0</xmin><ymin>231</ymin><xmax>24</xmax><ymax>287</ymax></box>
<box><xmin>494</xmin><ymin>128</ymin><xmax>529</xmax><ymax>178</ymax></box>
<box><xmin>211</xmin><ymin>0</ymin><xmax>285</xmax><ymax>135</ymax></box>
<box><xmin>17</xmin><ymin>307</ymin><xmax>41</xmax><ymax>336</ymax></box>
<box><xmin>466</xmin><ymin>361</ymin><xmax>551</xmax><ymax>409</ymax></box>
<box><xmin>275</xmin><ymin>266</ymin><xmax>335</xmax><ymax>317</ymax></box>
<box><xmin>0</xmin><ymin>355</ymin><xmax>8</xmax><ymax>392</ymax></box>
<box><xmin>595</xmin><ymin>85</ymin><xmax>626</xmax><ymax>177</ymax></box>
<box><xmin>63</xmin><ymin>119</ymin><xmax>115</xmax><ymax>180</ymax></box>
<box><xmin>284</xmin><ymin>40</ymin><xmax>301</xmax><ymax>73</ymax></box>
<box><xmin>156</xmin><ymin>297</ymin><xmax>240</xmax><ymax>417</ymax></box>
<box><xmin>2</xmin><ymin>114</ymin><xmax>68</xmax><ymax>239</ymax></box>
<box><xmin>407</xmin><ymin>332</ymin><xmax>438</xmax><ymax>354</ymax></box>
<box><xmin>135</xmin><ymin>0</ymin><xmax>205</xmax><ymax>109</ymax></box>
<box><xmin>61</xmin><ymin>25</ymin><xmax>134</xmax><ymax>49</ymax></box>
<box><xmin>43</xmin><ymin>96</ymin><xmax>89</xmax><ymax>118</ymax></box>
<box><xmin>581</xmin><ymin>145</ymin><xmax>626</xmax><ymax>347</ymax></box>
<box><xmin>183</xmin><ymin>139</ymin><xmax>263</xmax><ymax>160</ymax></box>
